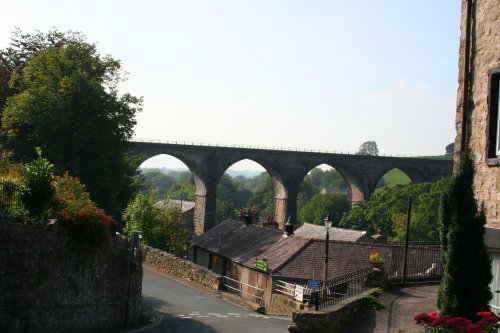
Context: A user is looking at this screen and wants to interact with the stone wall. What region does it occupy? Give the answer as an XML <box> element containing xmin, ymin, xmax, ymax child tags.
<box><xmin>268</xmin><ymin>294</ymin><xmax>306</xmax><ymax>316</ymax></box>
<box><xmin>0</xmin><ymin>220</ymin><xmax>142</xmax><ymax>333</ymax></box>
<box><xmin>455</xmin><ymin>0</ymin><xmax>500</xmax><ymax>227</ymax></box>
<box><xmin>287</xmin><ymin>290</ymin><xmax>374</xmax><ymax>333</ymax></box>
<box><xmin>142</xmin><ymin>244</ymin><xmax>222</xmax><ymax>290</ymax></box>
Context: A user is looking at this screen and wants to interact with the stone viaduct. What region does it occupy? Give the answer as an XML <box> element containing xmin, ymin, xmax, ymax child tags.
<box><xmin>129</xmin><ymin>141</ymin><xmax>452</xmax><ymax>235</ymax></box>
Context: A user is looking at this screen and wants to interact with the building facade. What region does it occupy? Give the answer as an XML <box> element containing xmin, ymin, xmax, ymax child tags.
<box><xmin>453</xmin><ymin>0</ymin><xmax>500</xmax><ymax>313</ymax></box>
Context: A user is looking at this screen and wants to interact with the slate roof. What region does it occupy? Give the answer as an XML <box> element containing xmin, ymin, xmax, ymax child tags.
<box><xmin>190</xmin><ymin>219</ymin><xmax>283</xmax><ymax>265</ymax></box>
<box><xmin>242</xmin><ymin>236</ymin><xmax>311</xmax><ymax>272</ymax></box>
<box><xmin>294</xmin><ymin>223</ymin><xmax>371</xmax><ymax>242</ymax></box>
<box><xmin>157</xmin><ymin>199</ymin><xmax>195</xmax><ymax>213</ymax></box>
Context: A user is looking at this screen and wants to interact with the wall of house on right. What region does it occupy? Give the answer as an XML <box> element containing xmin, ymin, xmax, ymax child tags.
<box><xmin>454</xmin><ymin>0</ymin><xmax>500</xmax><ymax>313</ymax></box>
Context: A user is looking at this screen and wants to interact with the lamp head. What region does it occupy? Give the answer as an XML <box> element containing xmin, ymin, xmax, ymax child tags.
<box><xmin>324</xmin><ymin>213</ymin><xmax>333</xmax><ymax>229</ymax></box>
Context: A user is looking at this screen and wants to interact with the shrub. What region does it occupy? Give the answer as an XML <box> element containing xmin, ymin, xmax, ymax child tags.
<box><xmin>415</xmin><ymin>311</ymin><xmax>500</xmax><ymax>333</ymax></box>
<box><xmin>58</xmin><ymin>211</ymin><xmax>116</xmax><ymax>247</ymax></box>
<box><xmin>21</xmin><ymin>147</ymin><xmax>54</xmax><ymax>218</ymax></box>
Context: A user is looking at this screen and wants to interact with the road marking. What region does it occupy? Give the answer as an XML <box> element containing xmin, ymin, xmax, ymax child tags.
<box><xmin>227</xmin><ymin>313</ymin><xmax>241</xmax><ymax>316</ymax></box>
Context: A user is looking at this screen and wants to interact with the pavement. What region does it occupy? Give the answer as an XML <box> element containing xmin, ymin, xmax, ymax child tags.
<box><xmin>343</xmin><ymin>284</ymin><xmax>438</xmax><ymax>333</ymax></box>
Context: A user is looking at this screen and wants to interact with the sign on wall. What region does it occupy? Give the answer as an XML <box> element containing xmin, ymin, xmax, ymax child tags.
<box><xmin>294</xmin><ymin>285</ymin><xmax>304</xmax><ymax>302</ymax></box>
<box><xmin>253</xmin><ymin>258</ymin><xmax>269</xmax><ymax>273</ymax></box>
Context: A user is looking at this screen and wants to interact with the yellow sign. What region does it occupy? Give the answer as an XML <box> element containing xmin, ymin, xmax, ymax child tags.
<box><xmin>253</xmin><ymin>258</ymin><xmax>268</xmax><ymax>273</ymax></box>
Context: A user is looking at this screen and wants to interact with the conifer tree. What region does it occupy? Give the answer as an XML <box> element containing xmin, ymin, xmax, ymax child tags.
<box><xmin>437</xmin><ymin>149</ymin><xmax>492</xmax><ymax>319</ymax></box>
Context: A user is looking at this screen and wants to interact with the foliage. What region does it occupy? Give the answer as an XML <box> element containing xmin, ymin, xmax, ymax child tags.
<box><xmin>166</xmin><ymin>171</ymin><xmax>196</xmax><ymax>201</ymax></box>
<box><xmin>123</xmin><ymin>190</ymin><xmax>188</xmax><ymax>256</ymax></box>
<box><xmin>247</xmin><ymin>173</ymin><xmax>275</xmax><ymax>219</ymax></box>
<box><xmin>369</xmin><ymin>249</ymin><xmax>384</xmax><ymax>263</ymax></box>
<box><xmin>1</xmin><ymin>29</ymin><xmax>142</xmax><ymax>218</ymax></box>
<box><xmin>51</xmin><ymin>172</ymin><xmax>102</xmax><ymax>215</ymax></box>
<box><xmin>216</xmin><ymin>173</ymin><xmax>252</xmax><ymax>222</ymax></box>
<box><xmin>340</xmin><ymin>177</ymin><xmax>450</xmax><ymax>241</ymax></box>
<box><xmin>437</xmin><ymin>150</ymin><xmax>492</xmax><ymax>319</ymax></box>
<box><xmin>376</xmin><ymin>168</ymin><xmax>412</xmax><ymax>189</ymax></box>
<box><xmin>0</xmin><ymin>150</ymin><xmax>24</xmax><ymax>185</ymax></box>
<box><xmin>21</xmin><ymin>147</ymin><xmax>54</xmax><ymax>218</ymax></box>
<box><xmin>445</xmin><ymin>143</ymin><xmax>455</xmax><ymax>157</ymax></box>
<box><xmin>58</xmin><ymin>211</ymin><xmax>116</xmax><ymax>247</ymax></box>
<box><xmin>415</xmin><ymin>311</ymin><xmax>500</xmax><ymax>333</ymax></box>
<box><xmin>357</xmin><ymin>141</ymin><xmax>379</xmax><ymax>156</ymax></box>
<box><xmin>298</xmin><ymin>192</ymin><xmax>350</xmax><ymax>226</ymax></box>
<box><xmin>142</xmin><ymin>170</ymin><xmax>175</xmax><ymax>196</ymax></box>
<box><xmin>363</xmin><ymin>294</ymin><xmax>384</xmax><ymax>310</ymax></box>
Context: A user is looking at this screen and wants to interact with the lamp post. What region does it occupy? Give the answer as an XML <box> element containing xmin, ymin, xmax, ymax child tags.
<box><xmin>323</xmin><ymin>213</ymin><xmax>332</xmax><ymax>300</ymax></box>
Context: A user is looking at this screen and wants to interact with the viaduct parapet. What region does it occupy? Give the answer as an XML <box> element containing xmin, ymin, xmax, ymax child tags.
<box><xmin>129</xmin><ymin>141</ymin><xmax>452</xmax><ymax>235</ymax></box>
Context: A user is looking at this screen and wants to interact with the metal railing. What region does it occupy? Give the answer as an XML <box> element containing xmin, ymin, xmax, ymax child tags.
<box><xmin>130</xmin><ymin>138</ymin><xmax>452</xmax><ymax>160</ymax></box>
<box><xmin>275</xmin><ymin>280</ymin><xmax>295</xmax><ymax>297</ymax></box>
<box><xmin>310</xmin><ymin>267</ymin><xmax>373</xmax><ymax>310</ymax></box>
<box><xmin>0</xmin><ymin>179</ymin><xmax>24</xmax><ymax>216</ymax></box>
<box><xmin>222</xmin><ymin>276</ymin><xmax>264</xmax><ymax>306</ymax></box>
<box><xmin>386</xmin><ymin>242</ymin><xmax>442</xmax><ymax>284</ymax></box>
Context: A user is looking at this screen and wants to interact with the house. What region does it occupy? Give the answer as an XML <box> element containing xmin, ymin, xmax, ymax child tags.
<box><xmin>293</xmin><ymin>223</ymin><xmax>374</xmax><ymax>243</ymax></box>
<box><xmin>452</xmin><ymin>0</ymin><xmax>500</xmax><ymax>313</ymax></box>
<box><xmin>189</xmin><ymin>219</ymin><xmax>438</xmax><ymax>312</ymax></box>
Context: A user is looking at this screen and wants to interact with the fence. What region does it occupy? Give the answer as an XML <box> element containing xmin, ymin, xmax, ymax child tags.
<box><xmin>310</xmin><ymin>267</ymin><xmax>373</xmax><ymax>310</ymax></box>
<box><xmin>274</xmin><ymin>267</ymin><xmax>373</xmax><ymax>311</ymax></box>
<box><xmin>386</xmin><ymin>242</ymin><xmax>442</xmax><ymax>284</ymax></box>
<box><xmin>222</xmin><ymin>276</ymin><xmax>264</xmax><ymax>306</ymax></box>
<box><xmin>0</xmin><ymin>179</ymin><xmax>24</xmax><ymax>216</ymax></box>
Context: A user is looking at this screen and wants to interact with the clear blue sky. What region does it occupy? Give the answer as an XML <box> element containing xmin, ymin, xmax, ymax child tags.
<box><xmin>1</xmin><ymin>1</ymin><xmax>461</xmax><ymax>169</ymax></box>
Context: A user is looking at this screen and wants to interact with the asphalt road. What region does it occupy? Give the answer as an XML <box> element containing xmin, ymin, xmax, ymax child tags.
<box><xmin>132</xmin><ymin>268</ymin><xmax>291</xmax><ymax>333</ymax></box>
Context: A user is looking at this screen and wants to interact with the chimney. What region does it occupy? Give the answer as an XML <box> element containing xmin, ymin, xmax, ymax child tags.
<box><xmin>283</xmin><ymin>217</ymin><xmax>294</xmax><ymax>237</ymax></box>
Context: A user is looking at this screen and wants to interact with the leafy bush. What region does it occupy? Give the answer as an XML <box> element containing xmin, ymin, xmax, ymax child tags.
<box><xmin>123</xmin><ymin>190</ymin><xmax>188</xmax><ymax>256</ymax></box>
<box><xmin>21</xmin><ymin>147</ymin><xmax>54</xmax><ymax>218</ymax></box>
<box><xmin>51</xmin><ymin>172</ymin><xmax>117</xmax><ymax>247</ymax></box>
<box><xmin>58</xmin><ymin>211</ymin><xmax>116</xmax><ymax>247</ymax></box>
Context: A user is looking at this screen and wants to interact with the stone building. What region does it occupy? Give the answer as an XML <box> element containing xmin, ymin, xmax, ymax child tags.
<box><xmin>452</xmin><ymin>0</ymin><xmax>500</xmax><ymax>313</ymax></box>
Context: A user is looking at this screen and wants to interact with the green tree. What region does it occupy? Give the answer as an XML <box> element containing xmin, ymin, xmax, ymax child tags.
<box><xmin>21</xmin><ymin>147</ymin><xmax>54</xmax><ymax>218</ymax></box>
<box><xmin>167</xmin><ymin>171</ymin><xmax>196</xmax><ymax>200</ymax></box>
<box><xmin>123</xmin><ymin>190</ymin><xmax>188</xmax><ymax>256</ymax></box>
<box><xmin>437</xmin><ymin>150</ymin><xmax>492</xmax><ymax>319</ymax></box>
<box><xmin>298</xmin><ymin>193</ymin><xmax>350</xmax><ymax>226</ymax></box>
<box><xmin>141</xmin><ymin>170</ymin><xmax>175</xmax><ymax>196</ymax></box>
<box><xmin>1</xmin><ymin>29</ymin><xmax>142</xmax><ymax>219</ymax></box>
<box><xmin>357</xmin><ymin>141</ymin><xmax>379</xmax><ymax>156</ymax></box>
<box><xmin>340</xmin><ymin>178</ymin><xmax>449</xmax><ymax>241</ymax></box>
<box><xmin>247</xmin><ymin>174</ymin><xmax>275</xmax><ymax>218</ymax></box>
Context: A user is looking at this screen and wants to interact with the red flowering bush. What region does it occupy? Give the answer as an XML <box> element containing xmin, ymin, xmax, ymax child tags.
<box><xmin>414</xmin><ymin>311</ymin><xmax>500</xmax><ymax>333</ymax></box>
<box><xmin>50</xmin><ymin>173</ymin><xmax>117</xmax><ymax>247</ymax></box>
<box><xmin>58</xmin><ymin>210</ymin><xmax>117</xmax><ymax>247</ymax></box>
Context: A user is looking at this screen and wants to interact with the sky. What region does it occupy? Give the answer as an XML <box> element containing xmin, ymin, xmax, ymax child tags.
<box><xmin>1</xmin><ymin>1</ymin><xmax>462</xmax><ymax>170</ymax></box>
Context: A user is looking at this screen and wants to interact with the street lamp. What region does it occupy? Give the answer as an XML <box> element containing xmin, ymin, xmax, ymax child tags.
<box><xmin>323</xmin><ymin>213</ymin><xmax>332</xmax><ymax>300</ymax></box>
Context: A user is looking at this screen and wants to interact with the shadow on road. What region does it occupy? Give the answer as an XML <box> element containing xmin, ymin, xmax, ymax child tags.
<box><xmin>142</xmin><ymin>295</ymin><xmax>172</xmax><ymax>308</ymax></box>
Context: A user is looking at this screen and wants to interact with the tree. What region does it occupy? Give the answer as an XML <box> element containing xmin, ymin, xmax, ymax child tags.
<box><xmin>437</xmin><ymin>150</ymin><xmax>492</xmax><ymax>319</ymax></box>
<box><xmin>1</xmin><ymin>30</ymin><xmax>142</xmax><ymax>218</ymax></box>
<box><xmin>357</xmin><ymin>141</ymin><xmax>379</xmax><ymax>156</ymax></box>
<box><xmin>340</xmin><ymin>178</ymin><xmax>449</xmax><ymax>241</ymax></box>
<box><xmin>123</xmin><ymin>190</ymin><xmax>188</xmax><ymax>256</ymax></box>
<box><xmin>166</xmin><ymin>171</ymin><xmax>196</xmax><ymax>200</ymax></box>
<box><xmin>445</xmin><ymin>143</ymin><xmax>455</xmax><ymax>156</ymax></box>
<box><xmin>298</xmin><ymin>193</ymin><xmax>350</xmax><ymax>227</ymax></box>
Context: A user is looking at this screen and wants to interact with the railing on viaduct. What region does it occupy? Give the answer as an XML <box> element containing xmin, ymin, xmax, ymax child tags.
<box><xmin>128</xmin><ymin>140</ymin><xmax>453</xmax><ymax>236</ymax></box>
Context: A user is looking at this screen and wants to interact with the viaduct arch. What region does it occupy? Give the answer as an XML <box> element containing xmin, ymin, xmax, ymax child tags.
<box><xmin>129</xmin><ymin>141</ymin><xmax>452</xmax><ymax>235</ymax></box>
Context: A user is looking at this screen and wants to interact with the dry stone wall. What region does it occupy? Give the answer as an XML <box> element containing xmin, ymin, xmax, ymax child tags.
<box><xmin>142</xmin><ymin>244</ymin><xmax>222</xmax><ymax>290</ymax></box>
<box><xmin>0</xmin><ymin>220</ymin><xmax>142</xmax><ymax>333</ymax></box>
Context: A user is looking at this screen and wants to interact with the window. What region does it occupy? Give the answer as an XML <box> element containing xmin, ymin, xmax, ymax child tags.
<box><xmin>489</xmin><ymin>252</ymin><xmax>500</xmax><ymax>314</ymax></box>
<box><xmin>487</xmin><ymin>68</ymin><xmax>500</xmax><ymax>165</ymax></box>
